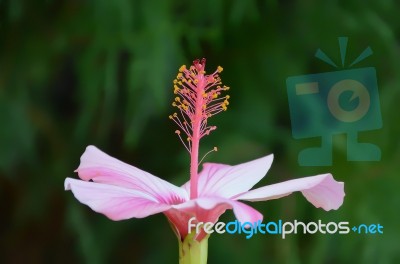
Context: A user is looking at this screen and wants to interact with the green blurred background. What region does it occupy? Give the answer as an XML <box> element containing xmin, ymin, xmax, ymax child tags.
<box><xmin>1</xmin><ymin>0</ymin><xmax>399</xmax><ymax>263</ymax></box>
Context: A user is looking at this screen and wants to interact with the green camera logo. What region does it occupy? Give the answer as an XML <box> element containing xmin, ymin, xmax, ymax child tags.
<box><xmin>286</xmin><ymin>37</ymin><xmax>382</xmax><ymax>166</ymax></box>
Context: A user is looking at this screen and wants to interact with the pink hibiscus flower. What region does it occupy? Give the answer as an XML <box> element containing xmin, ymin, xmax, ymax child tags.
<box><xmin>64</xmin><ymin>59</ymin><xmax>344</xmax><ymax>263</ymax></box>
<box><xmin>65</xmin><ymin>146</ymin><xmax>343</xmax><ymax>241</ymax></box>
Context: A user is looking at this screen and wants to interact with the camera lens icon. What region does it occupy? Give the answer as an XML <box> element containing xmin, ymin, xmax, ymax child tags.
<box><xmin>286</xmin><ymin>67</ymin><xmax>382</xmax><ymax>166</ymax></box>
<box><xmin>327</xmin><ymin>79</ymin><xmax>370</xmax><ymax>123</ymax></box>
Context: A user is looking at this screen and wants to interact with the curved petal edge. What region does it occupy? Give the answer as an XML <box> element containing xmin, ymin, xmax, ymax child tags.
<box><xmin>65</xmin><ymin>178</ymin><xmax>172</xmax><ymax>220</ymax></box>
<box><xmin>234</xmin><ymin>173</ymin><xmax>345</xmax><ymax>211</ymax></box>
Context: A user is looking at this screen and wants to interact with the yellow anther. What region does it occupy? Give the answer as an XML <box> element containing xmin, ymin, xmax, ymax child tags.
<box><xmin>191</xmin><ymin>73</ymin><xmax>195</xmax><ymax>77</ymax></box>
<box><xmin>173</xmin><ymin>113</ymin><xmax>178</xmax><ymax>117</ymax></box>
<box><xmin>187</xmin><ymin>137</ymin><xmax>191</xmax><ymax>141</ymax></box>
<box><xmin>179</xmin><ymin>65</ymin><xmax>186</xmax><ymax>72</ymax></box>
<box><xmin>172</xmin><ymin>102</ymin><xmax>177</xmax><ymax>107</ymax></box>
<box><xmin>202</xmin><ymin>92</ymin><xmax>207</xmax><ymax>98</ymax></box>
<box><xmin>225</xmin><ymin>95</ymin><xmax>230</xmax><ymax>99</ymax></box>
<box><xmin>213</xmin><ymin>147</ymin><xmax>218</xmax><ymax>151</ymax></box>
<box><xmin>177</xmin><ymin>73</ymin><xmax>183</xmax><ymax>78</ymax></box>
<box><xmin>188</xmin><ymin>79</ymin><xmax>192</xmax><ymax>83</ymax></box>
<box><xmin>212</xmin><ymin>93</ymin><xmax>218</xmax><ymax>99</ymax></box>
<box><xmin>194</xmin><ymin>79</ymin><xmax>198</xmax><ymax>84</ymax></box>
<box><xmin>173</xmin><ymin>79</ymin><xmax>177</xmax><ymax>84</ymax></box>
<box><xmin>178</xmin><ymin>81</ymin><xmax>182</xmax><ymax>85</ymax></box>
<box><xmin>175</xmin><ymin>97</ymin><xmax>180</xmax><ymax>102</ymax></box>
<box><xmin>202</xmin><ymin>104</ymin><xmax>206</xmax><ymax>110</ymax></box>
<box><xmin>217</xmin><ymin>66</ymin><xmax>223</xmax><ymax>73</ymax></box>
<box><xmin>169</xmin><ymin>115</ymin><xmax>173</xmax><ymax>119</ymax></box>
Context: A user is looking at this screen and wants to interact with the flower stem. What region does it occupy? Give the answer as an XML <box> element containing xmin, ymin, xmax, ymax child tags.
<box><xmin>179</xmin><ymin>233</ymin><xmax>209</xmax><ymax>264</ymax></box>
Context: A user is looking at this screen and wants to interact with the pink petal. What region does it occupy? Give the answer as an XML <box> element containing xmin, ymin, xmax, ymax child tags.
<box><xmin>164</xmin><ymin>201</ymin><xmax>229</xmax><ymax>241</ymax></box>
<box><xmin>165</xmin><ymin>197</ymin><xmax>263</xmax><ymax>240</ymax></box>
<box><xmin>65</xmin><ymin>178</ymin><xmax>172</xmax><ymax>220</ymax></box>
<box><xmin>75</xmin><ymin>145</ymin><xmax>188</xmax><ymax>204</ymax></box>
<box><xmin>234</xmin><ymin>173</ymin><xmax>345</xmax><ymax>211</ymax></box>
<box><xmin>182</xmin><ymin>154</ymin><xmax>274</xmax><ymax>198</ymax></box>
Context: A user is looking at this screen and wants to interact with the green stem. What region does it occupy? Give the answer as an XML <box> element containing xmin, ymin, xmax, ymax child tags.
<box><xmin>179</xmin><ymin>232</ymin><xmax>209</xmax><ymax>264</ymax></box>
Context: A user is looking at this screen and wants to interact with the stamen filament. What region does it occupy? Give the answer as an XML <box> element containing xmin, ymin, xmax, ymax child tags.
<box><xmin>198</xmin><ymin>147</ymin><xmax>218</xmax><ymax>166</ymax></box>
<box><xmin>175</xmin><ymin>130</ymin><xmax>191</xmax><ymax>152</ymax></box>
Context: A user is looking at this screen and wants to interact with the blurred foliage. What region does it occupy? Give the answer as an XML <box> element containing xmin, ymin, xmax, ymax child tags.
<box><xmin>1</xmin><ymin>0</ymin><xmax>400</xmax><ymax>263</ymax></box>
